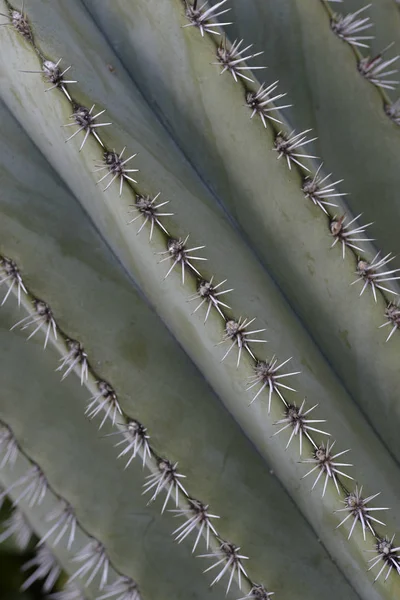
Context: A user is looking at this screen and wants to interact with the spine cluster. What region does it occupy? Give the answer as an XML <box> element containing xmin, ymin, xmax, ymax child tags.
<box><xmin>322</xmin><ymin>1</ymin><xmax>400</xmax><ymax>122</ymax></box>
<box><xmin>183</xmin><ymin>1</ymin><xmax>400</xmax><ymax>337</ymax></box>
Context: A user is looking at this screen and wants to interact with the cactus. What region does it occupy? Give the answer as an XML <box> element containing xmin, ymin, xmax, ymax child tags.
<box><xmin>0</xmin><ymin>0</ymin><xmax>400</xmax><ymax>598</ymax></box>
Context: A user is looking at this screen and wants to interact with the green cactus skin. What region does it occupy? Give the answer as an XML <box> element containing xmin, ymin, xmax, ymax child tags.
<box><xmin>77</xmin><ymin>0</ymin><xmax>400</xmax><ymax>469</ymax></box>
<box><xmin>219</xmin><ymin>0</ymin><xmax>400</xmax><ymax>251</ymax></box>
<box><xmin>0</xmin><ymin>1</ymin><xmax>400</xmax><ymax>599</ymax></box>
<box><xmin>332</xmin><ymin>0</ymin><xmax>400</xmax><ymax>64</ymax></box>
<box><xmin>0</xmin><ymin>98</ymin><xmax>362</xmax><ymax>600</ymax></box>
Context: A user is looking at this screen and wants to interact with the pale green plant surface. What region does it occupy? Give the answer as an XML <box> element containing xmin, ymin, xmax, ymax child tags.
<box><xmin>79</xmin><ymin>0</ymin><xmax>400</xmax><ymax>466</ymax></box>
<box><xmin>0</xmin><ymin>1</ymin><xmax>400</xmax><ymax>600</ymax></box>
<box><xmin>0</xmin><ymin>98</ymin><xmax>358</xmax><ymax>600</ymax></box>
<box><xmin>220</xmin><ymin>0</ymin><xmax>400</xmax><ymax>257</ymax></box>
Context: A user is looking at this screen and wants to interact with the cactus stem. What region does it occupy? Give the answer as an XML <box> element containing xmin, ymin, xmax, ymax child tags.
<box><xmin>97</xmin><ymin>576</ymin><xmax>141</xmax><ymax>600</ymax></box>
<box><xmin>70</xmin><ymin>540</ymin><xmax>109</xmax><ymax>590</ymax></box>
<box><xmin>0</xmin><ymin>257</ymin><xmax>27</xmax><ymax>306</ymax></box>
<box><xmin>219</xmin><ymin>318</ymin><xmax>267</xmax><ymax>368</ymax></box>
<box><xmin>170</xmin><ymin>498</ymin><xmax>220</xmax><ymax>552</ymax></box>
<box><xmin>181</xmin><ymin>0</ymin><xmax>399</xmax><ymax>334</ymax></box>
<box><xmin>143</xmin><ymin>459</ymin><xmax>188</xmax><ymax>514</ymax></box>
<box><xmin>183</xmin><ymin>0</ymin><xmax>232</xmax><ymax>37</ymax></box>
<box><xmin>367</xmin><ymin>535</ymin><xmax>400</xmax><ymax>581</ymax></box>
<box><xmin>272</xmin><ymin>400</ymin><xmax>330</xmax><ymax>456</ymax></box>
<box><xmin>1</xmin><ymin>464</ymin><xmax>48</xmax><ymax>507</ymax></box>
<box><xmin>302</xmin><ymin>163</ymin><xmax>347</xmax><ymax>214</ymax></box>
<box><xmin>1</xmin><ymin>252</ymin><xmax>392</xmax><ymax>588</ymax></box>
<box><xmin>198</xmin><ymin>541</ymin><xmax>249</xmax><ymax>594</ymax></box>
<box><xmin>246</xmin><ymin>82</ymin><xmax>291</xmax><ymax>128</ymax></box>
<box><xmin>38</xmin><ymin>500</ymin><xmax>77</xmax><ymax>551</ymax></box>
<box><xmin>380</xmin><ymin>302</ymin><xmax>400</xmax><ymax>341</ymax></box>
<box><xmin>21</xmin><ymin>545</ymin><xmax>62</xmax><ymax>593</ymax></box>
<box><xmin>105</xmin><ymin>420</ymin><xmax>151</xmax><ymax>469</ymax></box>
<box><xmin>0</xmin><ymin>507</ymin><xmax>33</xmax><ymax>550</ymax></box>
<box><xmin>63</xmin><ymin>105</ymin><xmax>112</xmax><ymax>151</ymax></box>
<box><xmin>351</xmin><ymin>253</ymin><xmax>400</xmax><ymax>302</ymax></box>
<box><xmin>3</xmin><ymin>4</ymin><xmax>400</xmax><ymax>591</ymax></box>
<box><xmin>358</xmin><ymin>44</ymin><xmax>399</xmax><ymax>91</ymax></box>
<box><xmin>246</xmin><ymin>357</ymin><xmax>300</xmax><ymax>410</ymax></box>
<box><xmin>330</xmin><ymin>214</ymin><xmax>374</xmax><ymax>259</ymax></box>
<box><xmin>56</xmin><ymin>340</ymin><xmax>89</xmax><ymax>385</ymax></box>
<box><xmin>330</xmin><ymin>5</ymin><xmax>374</xmax><ymax>49</ymax></box>
<box><xmin>213</xmin><ymin>38</ymin><xmax>266</xmax><ymax>84</ymax></box>
<box><xmin>10</xmin><ymin>299</ymin><xmax>57</xmax><ymax>349</ymax></box>
<box><xmin>158</xmin><ymin>237</ymin><xmax>207</xmax><ymax>284</ymax></box>
<box><xmin>335</xmin><ymin>486</ymin><xmax>389</xmax><ymax>541</ymax></box>
<box><xmin>274</xmin><ymin>129</ymin><xmax>318</xmax><ymax>172</ymax></box>
<box><xmin>85</xmin><ymin>381</ymin><xmax>122</xmax><ymax>430</ymax></box>
<box><xmin>301</xmin><ymin>441</ymin><xmax>353</xmax><ymax>497</ymax></box>
<box><xmin>128</xmin><ymin>193</ymin><xmax>173</xmax><ymax>240</ymax></box>
<box><xmin>322</xmin><ymin>1</ymin><xmax>398</xmax><ymax>117</ymax></box>
<box><xmin>95</xmin><ymin>149</ymin><xmax>138</xmax><ymax>196</ymax></box>
<box><xmin>0</xmin><ymin>421</ymin><xmax>141</xmax><ymax>595</ymax></box>
<box><xmin>188</xmin><ymin>277</ymin><xmax>233</xmax><ymax>323</ymax></box>
<box><xmin>0</xmin><ymin>262</ymin><xmax>256</xmax><ymax>593</ymax></box>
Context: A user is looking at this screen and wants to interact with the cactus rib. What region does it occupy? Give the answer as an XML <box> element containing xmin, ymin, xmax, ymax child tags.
<box><xmin>322</xmin><ymin>1</ymin><xmax>400</xmax><ymax>113</ymax></box>
<box><xmin>0</xmin><ymin>420</ymin><xmax>141</xmax><ymax>596</ymax></box>
<box><xmin>0</xmin><ymin>256</ymin><xmax>266</xmax><ymax>597</ymax></box>
<box><xmin>2</xmin><ymin>0</ymin><xmax>395</xmax><ymax>549</ymax></box>
<box><xmin>1</xmin><ymin>93</ymin><xmax>343</xmax><ymax>600</ymax></box>
<box><xmin>140</xmin><ymin>0</ymin><xmax>400</xmax><ymax>469</ymax></box>
<box><xmin>185</xmin><ymin>0</ymin><xmax>400</xmax><ymax>315</ymax></box>
<box><xmin>1</xmin><ymin>241</ymin><xmax>397</xmax><ymax>588</ymax></box>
